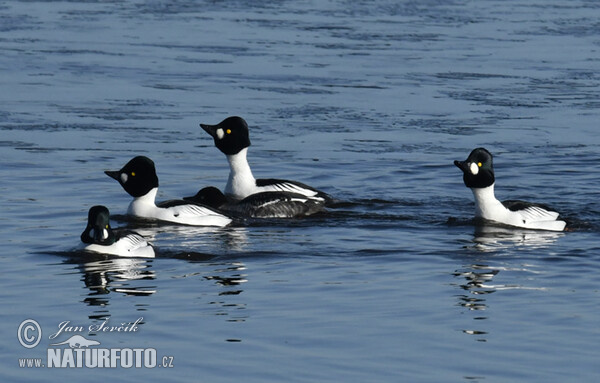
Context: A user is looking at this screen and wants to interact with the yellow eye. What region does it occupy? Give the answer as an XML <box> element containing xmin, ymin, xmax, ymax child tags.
<box><xmin>131</xmin><ymin>172</ymin><xmax>136</xmax><ymax>176</ymax></box>
<box><xmin>105</xmin><ymin>225</ymin><xmax>109</xmax><ymax>229</ymax></box>
<box><xmin>477</xmin><ymin>162</ymin><xmax>482</xmax><ymax>167</ymax></box>
<box><xmin>226</xmin><ymin>129</ymin><xmax>231</xmax><ymax>134</ymax></box>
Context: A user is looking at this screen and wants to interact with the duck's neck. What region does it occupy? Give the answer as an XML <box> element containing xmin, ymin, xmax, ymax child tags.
<box><xmin>128</xmin><ymin>187</ymin><xmax>158</xmax><ymax>215</ymax></box>
<box><xmin>470</xmin><ymin>183</ymin><xmax>504</xmax><ymax>218</ymax></box>
<box><xmin>225</xmin><ymin>148</ymin><xmax>256</xmax><ymax>200</ymax></box>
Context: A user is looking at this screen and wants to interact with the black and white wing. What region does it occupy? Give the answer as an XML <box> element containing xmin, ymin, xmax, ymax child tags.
<box><xmin>502</xmin><ymin>200</ymin><xmax>560</xmax><ymax>221</ymax></box>
<box><xmin>502</xmin><ymin>199</ymin><xmax>566</xmax><ymax>231</ymax></box>
<box><xmin>115</xmin><ymin>231</ymin><xmax>155</xmax><ymax>258</ymax></box>
<box><xmin>117</xmin><ymin>231</ymin><xmax>148</xmax><ymax>250</ymax></box>
<box><xmin>256</xmin><ymin>178</ymin><xmax>332</xmax><ymax>203</ymax></box>
<box><xmin>170</xmin><ymin>203</ymin><xmax>229</xmax><ymax>219</ymax></box>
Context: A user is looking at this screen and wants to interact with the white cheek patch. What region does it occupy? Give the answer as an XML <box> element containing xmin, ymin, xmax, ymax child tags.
<box><xmin>469</xmin><ymin>162</ymin><xmax>479</xmax><ymax>175</ymax></box>
<box><xmin>120</xmin><ymin>173</ymin><xmax>128</xmax><ymax>183</ymax></box>
<box><xmin>216</xmin><ymin>128</ymin><xmax>225</xmax><ymax>140</ymax></box>
<box><xmin>102</xmin><ymin>229</ymin><xmax>109</xmax><ymax>240</ymax></box>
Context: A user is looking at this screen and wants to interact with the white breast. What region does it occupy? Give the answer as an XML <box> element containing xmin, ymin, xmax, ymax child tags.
<box><xmin>225</xmin><ymin>148</ymin><xmax>257</xmax><ymax>200</ymax></box>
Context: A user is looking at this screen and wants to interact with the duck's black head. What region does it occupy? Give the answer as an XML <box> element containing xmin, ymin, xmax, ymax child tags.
<box><xmin>454</xmin><ymin>147</ymin><xmax>495</xmax><ymax>188</ymax></box>
<box><xmin>184</xmin><ymin>186</ymin><xmax>229</xmax><ymax>208</ymax></box>
<box><xmin>81</xmin><ymin>205</ymin><xmax>116</xmax><ymax>245</ymax></box>
<box><xmin>105</xmin><ymin>156</ymin><xmax>159</xmax><ymax>197</ymax></box>
<box><xmin>200</xmin><ymin>116</ymin><xmax>251</xmax><ymax>155</ymax></box>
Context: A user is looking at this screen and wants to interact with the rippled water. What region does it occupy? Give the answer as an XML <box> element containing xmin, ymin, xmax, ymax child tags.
<box><xmin>1</xmin><ymin>1</ymin><xmax>599</xmax><ymax>382</ymax></box>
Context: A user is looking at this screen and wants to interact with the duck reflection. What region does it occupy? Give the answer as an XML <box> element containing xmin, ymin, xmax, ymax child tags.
<box><xmin>192</xmin><ymin>262</ymin><xmax>249</xmax><ymax>326</ymax></box>
<box><xmin>454</xmin><ymin>222</ymin><xmax>561</xmax><ymax>324</ymax></box>
<box><xmin>73</xmin><ymin>256</ymin><xmax>157</xmax><ymax>313</ymax></box>
<box><xmin>54</xmin><ymin>254</ymin><xmax>158</xmax><ymax>320</ymax></box>
<box><xmin>471</xmin><ymin>223</ymin><xmax>564</xmax><ymax>251</ymax></box>
<box><xmin>205</xmin><ymin>262</ymin><xmax>248</xmax><ymax>295</ymax></box>
<box><xmin>453</xmin><ymin>264</ymin><xmax>498</xmax><ymax>342</ymax></box>
<box><xmin>80</xmin><ymin>257</ymin><xmax>156</xmax><ymax>297</ymax></box>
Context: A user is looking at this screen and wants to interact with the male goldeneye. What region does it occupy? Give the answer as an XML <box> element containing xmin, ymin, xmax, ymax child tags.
<box><xmin>185</xmin><ymin>186</ymin><xmax>325</xmax><ymax>218</ymax></box>
<box><xmin>80</xmin><ymin>205</ymin><xmax>155</xmax><ymax>258</ymax></box>
<box><xmin>105</xmin><ymin>156</ymin><xmax>231</xmax><ymax>227</ymax></box>
<box><xmin>454</xmin><ymin>147</ymin><xmax>566</xmax><ymax>231</ymax></box>
<box><xmin>199</xmin><ymin>116</ymin><xmax>332</xmax><ymax>205</ymax></box>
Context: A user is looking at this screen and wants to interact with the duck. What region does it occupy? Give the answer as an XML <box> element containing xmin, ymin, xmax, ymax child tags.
<box><xmin>80</xmin><ymin>205</ymin><xmax>155</xmax><ymax>258</ymax></box>
<box><xmin>185</xmin><ymin>186</ymin><xmax>325</xmax><ymax>218</ymax></box>
<box><xmin>105</xmin><ymin>156</ymin><xmax>232</xmax><ymax>227</ymax></box>
<box><xmin>199</xmin><ymin>116</ymin><xmax>332</xmax><ymax>209</ymax></box>
<box><xmin>454</xmin><ymin>147</ymin><xmax>566</xmax><ymax>231</ymax></box>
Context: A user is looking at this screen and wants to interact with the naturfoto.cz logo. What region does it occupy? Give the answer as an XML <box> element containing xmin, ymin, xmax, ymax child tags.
<box><xmin>17</xmin><ymin>318</ymin><xmax>174</xmax><ymax>369</ymax></box>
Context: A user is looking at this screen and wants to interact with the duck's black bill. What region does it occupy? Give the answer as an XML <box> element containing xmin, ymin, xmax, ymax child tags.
<box><xmin>454</xmin><ymin>160</ymin><xmax>468</xmax><ymax>173</ymax></box>
<box><xmin>105</xmin><ymin>170</ymin><xmax>120</xmax><ymax>180</ymax></box>
<box><xmin>200</xmin><ymin>123</ymin><xmax>218</xmax><ymax>138</ymax></box>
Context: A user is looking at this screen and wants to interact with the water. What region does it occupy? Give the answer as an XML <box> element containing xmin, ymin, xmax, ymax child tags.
<box><xmin>1</xmin><ymin>0</ymin><xmax>599</xmax><ymax>381</ymax></box>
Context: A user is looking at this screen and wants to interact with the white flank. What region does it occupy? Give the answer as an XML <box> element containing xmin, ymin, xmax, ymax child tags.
<box><xmin>84</xmin><ymin>234</ymin><xmax>155</xmax><ymax>258</ymax></box>
<box><xmin>128</xmin><ymin>188</ymin><xmax>232</xmax><ymax>227</ymax></box>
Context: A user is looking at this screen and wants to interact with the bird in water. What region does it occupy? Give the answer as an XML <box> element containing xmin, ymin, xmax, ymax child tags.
<box><xmin>199</xmin><ymin>116</ymin><xmax>332</xmax><ymax>217</ymax></box>
<box><xmin>185</xmin><ymin>186</ymin><xmax>325</xmax><ymax>218</ymax></box>
<box><xmin>454</xmin><ymin>147</ymin><xmax>566</xmax><ymax>232</ymax></box>
<box><xmin>80</xmin><ymin>205</ymin><xmax>155</xmax><ymax>258</ymax></box>
<box><xmin>105</xmin><ymin>156</ymin><xmax>232</xmax><ymax>227</ymax></box>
